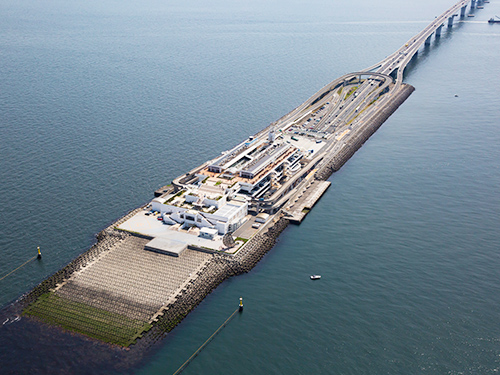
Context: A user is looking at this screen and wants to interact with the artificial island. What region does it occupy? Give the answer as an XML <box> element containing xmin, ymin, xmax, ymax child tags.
<box><xmin>19</xmin><ymin>0</ymin><xmax>484</xmax><ymax>348</ymax></box>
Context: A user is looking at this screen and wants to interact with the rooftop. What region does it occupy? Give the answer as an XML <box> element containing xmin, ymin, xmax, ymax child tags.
<box><xmin>144</xmin><ymin>237</ymin><xmax>188</xmax><ymax>257</ymax></box>
<box><xmin>214</xmin><ymin>203</ymin><xmax>245</xmax><ymax>219</ymax></box>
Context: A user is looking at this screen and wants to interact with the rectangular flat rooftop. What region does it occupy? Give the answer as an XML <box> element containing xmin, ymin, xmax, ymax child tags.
<box><xmin>243</xmin><ymin>143</ymin><xmax>290</xmax><ymax>175</ymax></box>
<box><xmin>215</xmin><ymin>203</ymin><xmax>243</xmax><ymax>218</ymax></box>
<box><xmin>144</xmin><ymin>237</ymin><xmax>187</xmax><ymax>257</ymax></box>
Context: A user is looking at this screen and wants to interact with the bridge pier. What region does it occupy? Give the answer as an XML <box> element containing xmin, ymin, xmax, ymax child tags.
<box><xmin>410</xmin><ymin>50</ymin><xmax>418</xmax><ymax>62</ymax></box>
<box><xmin>447</xmin><ymin>15</ymin><xmax>455</xmax><ymax>27</ymax></box>
<box><xmin>425</xmin><ymin>33</ymin><xmax>433</xmax><ymax>46</ymax></box>
<box><xmin>436</xmin><ymin>24</ymin><xmax>444</xmax><ymax>37</ymax></box>
<box><xmin>460</xmin><ymin>5</ymin><xmax>466</xmax><ymax>18</ymax></box>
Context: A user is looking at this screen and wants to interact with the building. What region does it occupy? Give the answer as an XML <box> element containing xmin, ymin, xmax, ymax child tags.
<box><xmin>151</xmin><ymin>181</ymin><xmax>248</xmax><ymax>235</ymax></box>
<box><xmin>199</xmin><ymin>130</ymin><xmax>304</xmax><ymax>199</ymax></box>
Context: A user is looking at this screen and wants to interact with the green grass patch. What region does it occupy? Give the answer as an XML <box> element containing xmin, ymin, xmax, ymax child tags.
<box><xmin>345</xmin><ymin>86</ymin><xmax>358</xmax><ymax>99</ymax></box>
<box><xmin>235</xmin><ymin>237</ymin><xmax>248</xmax><ymax>243</ymax></box>
<box><xmin>165</xmin><ymin>190</ymin><xmax>186</xmax><ymax>203</ymax></box>
<box><xmin>215</xmin><ymin>181</ymin><xmax>222</xmax><ymax>186</ymax></box>
<box><xmin>23</xmin><ymin>292</ymin><xmax>151</xmax><ymax>347</ymax></box>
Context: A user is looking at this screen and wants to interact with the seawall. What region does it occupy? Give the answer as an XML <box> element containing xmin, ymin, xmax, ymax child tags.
<box><xmin>315</xmin><ymin>83</ymin><xmax>415</xmax><ymax>180</ymax></box>
<box><xmin>17</xmin><ymin>84</ymin><xmax>415</xmax><ymax>348</ymax></box>
<box><xmin>143</xmin><ymin>217</ymin><xmax>290</xmax><ymax>346</ymax></box>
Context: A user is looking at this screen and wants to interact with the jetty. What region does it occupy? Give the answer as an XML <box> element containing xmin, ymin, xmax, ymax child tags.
<box><xmin>19</xmin><ymin>0</ymin><xmax>485</xmax><ymax>347</ymax></box>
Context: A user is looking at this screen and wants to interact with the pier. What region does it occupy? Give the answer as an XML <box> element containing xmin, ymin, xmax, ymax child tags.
<box><xmin>285</xmin><ymin>180</ymin><xmax>331</xmax><ymax>224</ymax></box>
<box><xmin>19</xmin><ymin>0</ymin><xmax>485</xmax><ymax>347</ymax></box>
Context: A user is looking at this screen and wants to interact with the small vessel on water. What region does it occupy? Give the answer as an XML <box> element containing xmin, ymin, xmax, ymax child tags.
<box><xmin>488</xmin><ymin>16</ymin><xmax>500</xmax><ymax>24</ymax></box>
<box><xmin>310</xmin><ymin>275</ymin><xmax>321</xmax><ymax>280</ymax></box>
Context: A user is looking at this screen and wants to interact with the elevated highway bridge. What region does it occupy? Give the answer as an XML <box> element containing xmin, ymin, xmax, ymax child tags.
<box><xmin>262</xmin><ymin>0</ymin><xmax>485</xmax><ymax>212</ymax></box>
<box><xmin>365</xmin><ymin>0</ymin><xmax>477</xmax><ymax>84</ymax></box>
<box><xmin>173</xmin><ymin>0</ymin><xmax>486</xmax><ymax>217</ymax></box>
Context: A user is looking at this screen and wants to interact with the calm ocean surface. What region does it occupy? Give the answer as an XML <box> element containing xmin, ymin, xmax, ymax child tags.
<box><xmin>1</xmin><ymin>0</ymin><xmax>500</xmax><ymax>373</ymax></box>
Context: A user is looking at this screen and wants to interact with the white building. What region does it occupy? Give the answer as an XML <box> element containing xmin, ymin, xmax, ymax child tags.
<box><xmin>151</xmin><ymin>186</ymin><xmax>248</xmax><ymax>235</ymax></box>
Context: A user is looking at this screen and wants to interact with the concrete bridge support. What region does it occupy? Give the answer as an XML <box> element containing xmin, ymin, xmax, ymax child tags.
<box><xmin>436</xmin><ymin>24</ymin><xmax>444</xmax><ymax>37</ymax></box>
<box><xmin>425</xmin><ymin>33</ymin><xmax>433</xmax><ymax>46</ymax></box>
<box><xmin>448</xmin><ymin>15</ymin><xmax>456</xmax><ymax>27</ymax></box>
<box><xmin>460</xmin><ymin>5</ymin><xmax>467</xmax><ymax>18</ymax></box>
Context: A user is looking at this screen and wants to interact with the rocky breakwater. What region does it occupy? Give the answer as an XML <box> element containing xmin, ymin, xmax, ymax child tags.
<box><xmin>15</xmin><ymin>82</ymin><xmax>415</xmax><ymax>348</ymax></box>
<box><xmin>143</xmin><ymin>216</ymin><xmax>290</xmax><ymax>346</ymax></box>
<box><xmin>315</xmin><ymin>84</ymin><xmax>415</xmax><ymax>181</ymax></box>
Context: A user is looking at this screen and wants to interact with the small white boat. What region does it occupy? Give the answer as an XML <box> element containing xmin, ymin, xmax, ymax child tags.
<box><xmin>310</xmin><ymin>275</ymin><xmax>321</xmax><ymax>280</ymax></box>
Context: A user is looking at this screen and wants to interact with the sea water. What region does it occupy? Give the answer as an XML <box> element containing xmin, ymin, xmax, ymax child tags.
<box><xmin>1</xmin><ymin>0</ymin><xmax>500</xmax><ymax>373</ymax></box>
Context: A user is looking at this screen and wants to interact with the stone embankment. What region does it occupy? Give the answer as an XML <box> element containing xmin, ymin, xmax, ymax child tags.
<box><xmin>144</xmin><ymin>217</ymin><xmax>289</xmax><ymax>346</ymax></box>
<box><xmin>20</xmin><ymin>203</ymin><xmax>148</xmax><ymax>309</ymax></box>
<box><xmin>19</xmin><ymin>85</ymin><xmax>413</xmax><ymax>347</ymax></box>
<box><xmin>20</xmin><ymin>229</ymin><xmax>131</xmax><ymax>309</ymax></box>
<box><xmin>315</xmin><ymin>84</ymin><xmax>415</xmax><ymax>181</ymax></box>
<box><xmin>18</xmin><ymin>205</ymin><xmax>290</xmax><ymax>348</ymax></box>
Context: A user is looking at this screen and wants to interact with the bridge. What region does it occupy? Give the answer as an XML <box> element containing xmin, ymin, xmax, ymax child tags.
<box><xmin>19</xmin><ymin>0</ymin><xmax>489</xmax><ymax>351</ymax></box>
<box><xmin>365</xmin><ymin>0</ymin><xmax>480</xmax><ymax>84</ymax></box>
<box><xmin>172</xmin><ymin>0</ymin><xmax>486</xmax><ymax>221</ymax></box>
